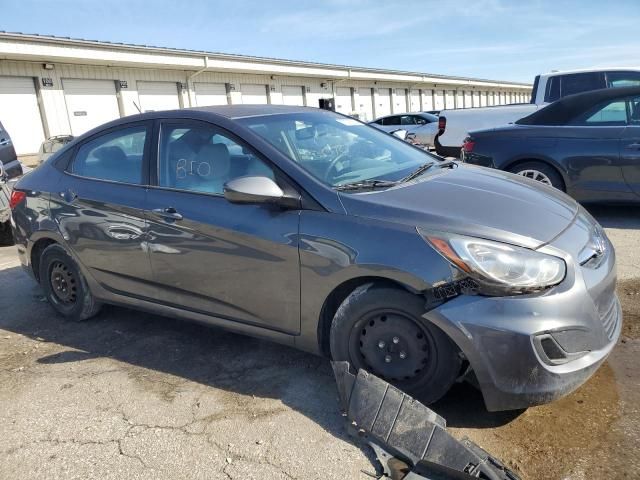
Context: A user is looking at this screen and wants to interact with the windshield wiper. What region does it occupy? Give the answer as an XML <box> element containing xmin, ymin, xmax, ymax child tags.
<box><xmin>400</xmin><ymin>162</ymin><xmax>436</xmax><ymax>182</ymax></box>
<box><xmin>335</xmin><ymin>179</ymin><xmax>399</xmax><ymax>191</ymax></box>
<box><xmin>400</xmin><ymin>159</ymin><xmax>457</xmax><ymax>183</ymax></box>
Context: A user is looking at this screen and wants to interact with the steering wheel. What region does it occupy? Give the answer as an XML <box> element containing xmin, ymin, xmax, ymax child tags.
<box><xmin>324</xmin><ymin>151</ymin><xmax>350</xmax><ymax>183</ymax></box>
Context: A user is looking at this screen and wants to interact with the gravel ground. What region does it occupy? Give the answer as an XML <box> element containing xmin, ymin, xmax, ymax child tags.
<box><xmin>0</xmin><ymin>205</ymin><xmax>638</xmax><ymax>479</ymax></box>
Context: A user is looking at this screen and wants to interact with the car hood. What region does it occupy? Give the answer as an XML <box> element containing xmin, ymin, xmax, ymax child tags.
<box><xmin>338</xmin><ymin>164</ymin><xmax>579</xmax><ymax>249</ymax></box>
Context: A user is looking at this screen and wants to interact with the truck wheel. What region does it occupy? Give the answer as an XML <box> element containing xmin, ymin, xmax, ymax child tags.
<box><xmin>510</xmin><ymin>162</ymin><xmax>565</xmax><ymax>191</ymax></box>
<box><xmin>39</xmin><ymin>244</ymin><xmax>102</xmax><ymax>321</ymax></box>
<box><xmin>330</xmin><ymin>284</ymin><xmax>461</xmax><ymax>404</ymax></box>
<box><xmin>0</xmin><ymin>221</ymin><xmax>14</xmax><ymax>246</ymax></box>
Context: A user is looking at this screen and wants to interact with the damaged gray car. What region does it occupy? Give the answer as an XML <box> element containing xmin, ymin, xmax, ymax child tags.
<box><xmin>10</xmin><ymin>105</ymin><xmax>621</xmax><ymax>411</ymax></box>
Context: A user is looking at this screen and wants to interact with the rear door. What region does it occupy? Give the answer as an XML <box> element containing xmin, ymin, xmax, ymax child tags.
<box><xmin>620</xmin><ymin>94</ymin><xmax>640</xmax><ymax>196</ymax></box>
<box><xmin>0</xmin><ymin>121</ymin><xmax>17</xmax><ymax>168</ymax></box>
<box><xmin>51</xmin><ymin>121</ymin><xmax>155</xmax><ymax>296</ymax></box>
<box><xmin>144</xmin><ymin>119</ymin><xmax>301</xmax><ymax>334</ymax></box>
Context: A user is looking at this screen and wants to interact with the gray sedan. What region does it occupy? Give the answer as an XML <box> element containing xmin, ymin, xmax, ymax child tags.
<box><xmin>9</xmin><ymin>105</ymin><xmax>621</xmax><ymax>411</ymax></box>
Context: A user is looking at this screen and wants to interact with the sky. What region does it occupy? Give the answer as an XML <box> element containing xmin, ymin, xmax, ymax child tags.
<box><xmin>1</xmin><ymin>0</ymin><xmax>639</xmax><ymax>83</ymax></box>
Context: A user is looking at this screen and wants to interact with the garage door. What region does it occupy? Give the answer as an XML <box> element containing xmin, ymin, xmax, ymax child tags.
<box><xmin>464</xmin><ymin>91</ymin><xmax>472</xmax><ymax>108</ymax></box>
<box><xmin>394</xmin><ymin>89</ymin><xmax>407</xmax><ymax>113</ymax></box>
<box><xmin>335</xmin><ymin>87</ymin><xmax>352</xmax><ymax>114</ymax></box>
<box><xmin>63</xmin><ymin>79</ymin><xmax>120</xmax><ymax>137</ymax></box>
<box><xmin>241</xmin><ymin>84</ymin><xmax>268</xmax><ymax>104</ymax></box>
<box><xmin>422</xmin><ymin>90</ymin><xmax>434</xmax><ymax>112</ymax></box>
<box><xmin>194</xmin><ymin>83</ymin><xmax>227</xmax><ymax>106</ymax></box>
<box><xmin>409</xmin><ymin>90</ymin><xmax>421</xmax><ymax>112</ymax></box>
<box><xmin>445</xmin><ymin>90</ymin><xmax>455</xmax><ymax>109</ymax></box>
<box><xmin>138</xmin><ymin>81</ymin><xmax>180</xmax><ymax>112</ymax></box>
<box><xmin>376</xmin><ymin>88</ymin><xmax>392</xmax><ymax>118</ymax></box>
<box><xmin>480</xmin><ymin>92</ymin><xmax>488</xmax><ymax>107</ymax></box>
<box><xmin>434</xmin><ymin>90</ymin><xmax>445</xmax><ymax>111</ymax></box>
<box><xmin>0</xmin><ymin>76</ymin><xmax>45</xmax><ymax>155</ymax></box>
<box><xmin>282</xmin><ymin>86</ymin><xmax>304</xmax><ymax>106</ymax></box>
<box><xmin>357</xmin><ymin>88</ymin><xmax>374</xmax><ymax>122</ymax></box>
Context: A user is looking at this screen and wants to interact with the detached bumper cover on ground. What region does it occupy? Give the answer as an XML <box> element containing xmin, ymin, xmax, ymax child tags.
<box><xmin>332</xmin><ymin>361</ymin><xmax>520</xmax><ymax>480</ymax></box>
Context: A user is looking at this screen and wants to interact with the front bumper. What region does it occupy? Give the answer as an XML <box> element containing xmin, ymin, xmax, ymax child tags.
<box><xmin>424</xmin><ymin>294</ymin><xmax>621</xmax><ymax>411</ymax></box>
<box><xmin>423</xmin><ymin>215</ymin><xmax>621</xmax><ymax>411</ymax></box>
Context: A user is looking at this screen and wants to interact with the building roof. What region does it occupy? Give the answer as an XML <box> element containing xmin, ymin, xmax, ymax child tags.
<box><xmin>0</xmin><ymin>31</ymin><xmax>531</xmax><ymax>89</ymax></box>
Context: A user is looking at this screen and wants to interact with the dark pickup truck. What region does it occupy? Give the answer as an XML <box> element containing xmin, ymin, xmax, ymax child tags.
<box><xmin>1</xmin><ymin>121</ymin><xmax>23</xmax><ymax>245</ymax></box>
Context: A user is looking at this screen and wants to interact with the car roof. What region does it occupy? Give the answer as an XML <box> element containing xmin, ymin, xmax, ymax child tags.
<box><xmin>516</xmin><ymin>86</ymin><xmax>640</xmax><ymax>126</ymax></box>
<box><xmin>189</xmin><ymin>104</ymin><xmax>320</xmax><ymax>119</ymax></box>
<box><xmin>540</xmin><ymin>67</ymin><xmax>640</xmax><ymax>78</ymax></box>
<box><xmin>371</xmin><ymin>112</ymin><xmax>434</xmax><ymax>121</ymax></box>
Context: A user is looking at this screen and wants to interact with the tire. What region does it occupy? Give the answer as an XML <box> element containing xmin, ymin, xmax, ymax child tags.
<box><xmin>330</xmin><ymin>284</ymin><xmax>461</xmax><ymax>404</ymax></box>
<box><xmin>509</xmin><ymin>161</ymin><xmax>565</xmax><ymax>191</ymax></box>
<box><xmin>38</xmin><ymin>244</ymin><xmax>102</xmax><ymax>321</ymax></box>
<box><xmin>0</xmin><ymin>221</ymin><xmax>14</xmax><ymax>246</ymax></box>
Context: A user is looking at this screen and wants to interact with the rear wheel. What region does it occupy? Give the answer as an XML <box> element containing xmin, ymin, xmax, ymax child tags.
<box><xmin>0</xmin><ymin>221</ymin><xmax>14</xmax><ymax>246</ymax></box>
<box><xmin>510</xmin><ymin>161</ymin><xmax>564</xmax><ymax>191</ymax></box>
<box><xmin>39</xmin><ymin>244</ymin><xmax>101</xmax><ymax>321</ymax></box>
<box><xmin>329</xmin><ymin>284</ymin><xmax>461</xmax><ymax>404</ymax></box>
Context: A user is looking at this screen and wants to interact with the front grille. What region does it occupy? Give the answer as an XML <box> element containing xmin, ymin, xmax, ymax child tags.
<box><xmin>600</xmin><ymin>297</ymin><xmax>619</xmax><ymax>341</ymax></box>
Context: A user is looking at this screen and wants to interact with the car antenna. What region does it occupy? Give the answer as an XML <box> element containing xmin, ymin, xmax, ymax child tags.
<box><xmin>133</xmin><ymin>101</ymin><xmax>142</xmax><ymax>113</ymax></box>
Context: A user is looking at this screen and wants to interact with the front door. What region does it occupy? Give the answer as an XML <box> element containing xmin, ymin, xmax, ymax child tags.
<box><xmin>145</xmin><ymin>120</ymin><xmax>301</xmax><ymax>334</ymax></box>
<box><xmin>621</xmin><ymin>95</ymin><xmax>640</xmax><ymax>196</ymax></box>
<box><xmin>51</xmin><ymin>122</ymin><xmax>155</xmax><ymax>296</ymax></box>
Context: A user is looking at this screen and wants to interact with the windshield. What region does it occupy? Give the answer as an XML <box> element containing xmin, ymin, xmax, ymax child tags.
<box><xmin>236</xmin><ymin>111</ymin><xmax>437</xmax><ymax>187</ymax></box>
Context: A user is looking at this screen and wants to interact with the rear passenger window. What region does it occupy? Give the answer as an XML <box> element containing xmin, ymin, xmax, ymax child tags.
<box><xmin>158</xmin><ymin>123</ymin><xmax>274</xmax><ymax>195</ymax></box>
<box><xmin>72</xmin><ymin>127</ymin><xmax>146</xmax><ymax>184</ymax></box>
<box><xmin>572</xmin><ymin>100</ymin><xmax>628</xmax><ymax>126</ymax></box>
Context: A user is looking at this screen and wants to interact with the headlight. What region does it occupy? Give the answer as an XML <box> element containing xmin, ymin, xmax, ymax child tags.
<box><xmin>418</xmin><ymin>229</ymin><xmax>566</xmax><ymax>292</ymax></box>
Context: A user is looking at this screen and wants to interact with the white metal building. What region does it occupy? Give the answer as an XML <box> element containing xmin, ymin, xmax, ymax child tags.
<box><xmin>0</xmin><ymin>32</ymin><xmax>532</xmax><ymax>155</ymax></box>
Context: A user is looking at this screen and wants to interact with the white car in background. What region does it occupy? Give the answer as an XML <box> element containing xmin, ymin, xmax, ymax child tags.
<box><xmin>369</xmin><ymin>112</ymin><xmax>439</xmax><ymax>146</ymax></box>
<box><xmin>436</xmin><ymin>67</ymin><xmax>640</xmax><ymax>157</ymax></box>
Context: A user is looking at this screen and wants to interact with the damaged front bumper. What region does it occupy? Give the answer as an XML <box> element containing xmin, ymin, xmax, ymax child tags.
<box><xmin>332</xmin><ymin>361</ymin><xmax>520</xmax><ymax>480</ymax></box>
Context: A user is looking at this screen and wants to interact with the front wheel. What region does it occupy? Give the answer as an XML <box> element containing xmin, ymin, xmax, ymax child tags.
<box><xmin>39</xmin><ymin>244</ymin><xmax>102</xmax><ymax>321</ymax></box>
<box><xmin>330</xmin><ymin>284</ymin><xmax>461</xmax><ymax>404</ymax></box>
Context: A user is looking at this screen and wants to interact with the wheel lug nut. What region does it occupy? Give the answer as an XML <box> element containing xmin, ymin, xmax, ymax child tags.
<box><xmin>399</xmin><ymin>351</ymin><xmax>407</xmax><ymax>359</ymax></box>
<box><xmin>384</xmin><ymin>355</ymin><xmax>392</xmax><ymax>363</ymax></box>
<box><xmin>392</xmin><ymin>337</ymin><xmax>399</xmax><ymax>344</ymax></box>
<box><xmin>378</xmin><ymin>341</ymin><xmax>386</xmax><ymax>349</ymax></box>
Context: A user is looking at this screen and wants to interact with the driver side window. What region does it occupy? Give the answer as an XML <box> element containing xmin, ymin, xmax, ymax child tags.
<box><xmin>158</xmin><ymin>123</ymin><xmax>274</xmax><ymax>195</ymax></box>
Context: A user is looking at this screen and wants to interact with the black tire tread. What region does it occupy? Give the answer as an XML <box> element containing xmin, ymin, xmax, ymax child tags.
<box><xmin>329</xmin><ymin>284</ymin><xmax>461</xmax><ymax>404</ymax></box>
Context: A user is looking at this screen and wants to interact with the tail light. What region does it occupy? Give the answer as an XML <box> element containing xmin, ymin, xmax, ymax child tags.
<box><xmin>437</xmin><ymin>116</ymin><xmax>446</xmax><ymax>135</ymax></box>
<box><xmin>462</xmin><ymin>137</ymin><xmax>475</xmax><ymax>153</ymax></box>
<box><xmin>9</xmin><ymin>190</ymin><xmax>26</xmax><ymax>209</ymax></box>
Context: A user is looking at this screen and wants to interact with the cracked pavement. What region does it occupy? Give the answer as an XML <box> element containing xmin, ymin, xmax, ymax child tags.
<box><xmin>0</xmin><ymin>205</ymin><xmax>639</xmax><ymax>479</ymax></box>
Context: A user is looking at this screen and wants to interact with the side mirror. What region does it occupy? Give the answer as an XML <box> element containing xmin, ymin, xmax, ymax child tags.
<box><xmin>390</xmin><ymin>129</ymin><xmax>408</xmax><ymax>140</ymax></box>
<box><xmin>224</xmin><ymin>176</ymin><xmax>300</xmax><ymax>209</ymax></box>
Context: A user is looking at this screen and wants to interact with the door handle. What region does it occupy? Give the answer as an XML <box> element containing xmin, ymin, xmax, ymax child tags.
<box><xmin>152</xmin><ymin>207</ymin><xmax>183</xmax><ymax>221</ymax></box>
<box><xmin>0</xmin><ymin>139</ymin><xmax>11</xmax><ymax>146</ymax></box>
<box><xmin>625</xmin><ymin>143</ymin><xmax>640</xmax><ymax>150</ymax></box>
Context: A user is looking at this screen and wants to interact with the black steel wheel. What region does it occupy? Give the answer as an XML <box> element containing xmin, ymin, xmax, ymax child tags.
<box><xmin>330</xmin><ymin>284</ymin><xmax>461</xmax><ymax>403</ymax></box>
<box><xmin>39</xmin><ymin>244</ymin><xmax>101</xmax><ymax>321</ymax></box>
